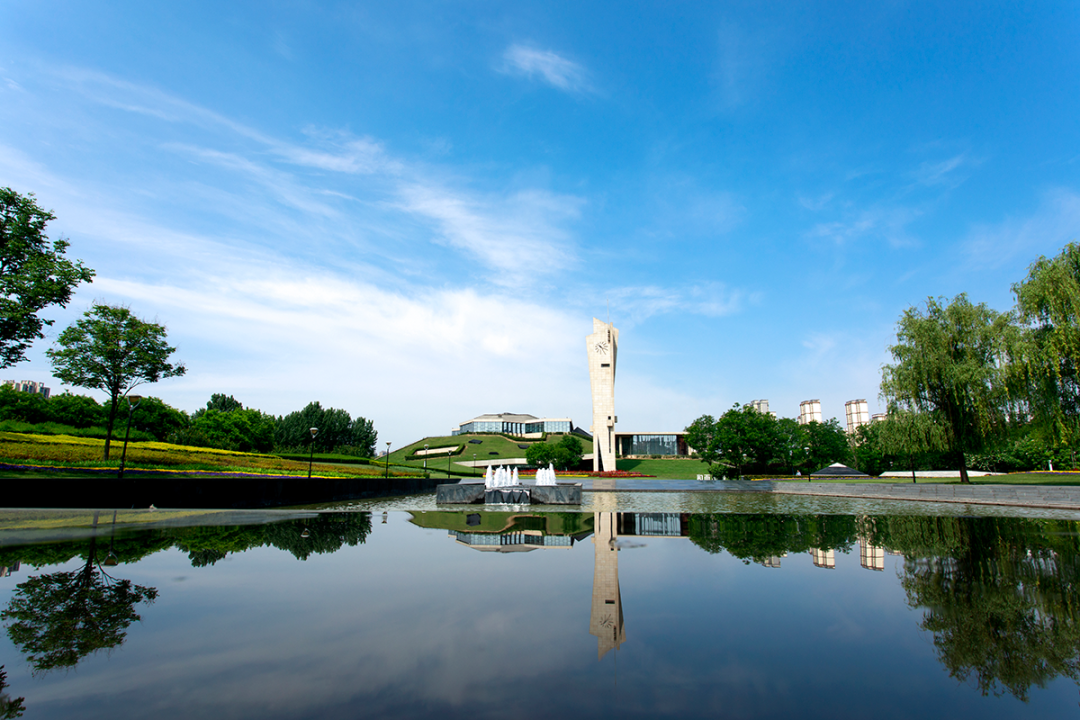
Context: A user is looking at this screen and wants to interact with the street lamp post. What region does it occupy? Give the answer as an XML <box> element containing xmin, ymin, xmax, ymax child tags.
<box><xmin>117</xmin><ymin>395</ymin><xmax>143</xmax><ymax>481</ymax></box>
<box><xmin>308</xmin><ymin>427</ymin><xmax>319</xmax><ymax>479</ymax></box>
<box><xmin>385</xmin><ymin>441</ymin><xmax>392</xmax><ymax>480</ymax></box>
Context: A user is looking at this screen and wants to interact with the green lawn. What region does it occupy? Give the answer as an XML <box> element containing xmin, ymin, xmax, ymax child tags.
<box><xmin>616</xmin><ymin>457</ymin><xmax>710</xmax><ymax>479</ymax></box>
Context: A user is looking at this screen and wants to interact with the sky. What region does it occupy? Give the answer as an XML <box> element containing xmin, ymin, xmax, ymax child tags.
<box><xmin>1</xmin><ymin>1</ymin><xmax>1079</xmax><ymax>448</ymax></box>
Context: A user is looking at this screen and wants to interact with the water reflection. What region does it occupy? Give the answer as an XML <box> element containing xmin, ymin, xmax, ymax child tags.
<box><xmin>409</xmin><ymin>510</ymin><xmax>1080</xmax><ymax>702</ymax></box>
<box><xmin>0</xmin><ymin>665</ymin><xmax>25</xmax><ymax>718</ymax></box>
<box><xmin>0</xmin><ymin>510</ymin><xmax>1078</xmax><ymax>712</ymax></box>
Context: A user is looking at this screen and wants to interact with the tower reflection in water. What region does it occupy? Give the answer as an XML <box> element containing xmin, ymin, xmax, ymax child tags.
<box><xmin>425</xmin><ymin>510</ymin><xmax>891</xmax><ymax>661</ymax></box>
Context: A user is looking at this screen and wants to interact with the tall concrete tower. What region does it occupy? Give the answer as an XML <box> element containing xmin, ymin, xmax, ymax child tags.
<box><xmin>586</xmin><ymin>318</ymin><xmax>618</xmax><ymax>472</ymax></box>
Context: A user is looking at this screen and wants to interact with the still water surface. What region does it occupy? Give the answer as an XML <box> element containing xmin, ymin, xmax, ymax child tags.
<box><xmin>0</xmin><ymin>508</ymin><xmax>1078</xmax><ymax>719</ymax></box>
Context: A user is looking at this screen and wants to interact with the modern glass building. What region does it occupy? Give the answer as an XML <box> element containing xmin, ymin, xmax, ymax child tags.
<box><xmin>614</xmin><ymin>432</ymin><xmax>690</xmax><ymax>457</ymax></box>
<box><xmin>452</xmin><ymin>413</ymin><xmax>575</xmax><ymax>437</ymax></box>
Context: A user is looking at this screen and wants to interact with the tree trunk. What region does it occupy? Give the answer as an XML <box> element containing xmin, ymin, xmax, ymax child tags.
<box><xmin>910</xmin><ymin>457</ymin><xmax>917</xmax><ymax>484</ymax></box>
<box><xmin>958</xmin><ymin>451</ymin><xmax>970</xmax><ymax>484</ymax></box>
<box><xmin>103</xmin><ymin>395</ymin><xmax>120</xmax><ymax>460</ymax></box>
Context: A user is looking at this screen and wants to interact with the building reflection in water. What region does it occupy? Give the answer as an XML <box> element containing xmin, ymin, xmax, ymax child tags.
<box><xmin>811</xmin><ymin>548</ymin><xmax>835</xmax><ymax>569</ymax></box>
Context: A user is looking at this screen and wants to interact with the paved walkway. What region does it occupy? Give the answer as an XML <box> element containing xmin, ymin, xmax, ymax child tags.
<box><xmin>579</xmin><ymin>478</ymin><xmax>1080</xmax><ymax>512</ymax></box>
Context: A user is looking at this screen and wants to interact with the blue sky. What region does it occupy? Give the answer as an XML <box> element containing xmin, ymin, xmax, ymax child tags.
<box><xmin>2</xmin><ymin>1</ymin><xmax>1079</xmax><ymax>447</ymax></box>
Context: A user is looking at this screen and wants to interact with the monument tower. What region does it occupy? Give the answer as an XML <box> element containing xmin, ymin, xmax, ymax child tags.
<box><xmin>586</xmin><ymin>318</ymin><xmax>618</xmax><ymax>472</ymax></box>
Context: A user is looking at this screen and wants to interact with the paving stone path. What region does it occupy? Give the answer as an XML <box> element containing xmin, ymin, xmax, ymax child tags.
<box><xmin>579</xmin><ymin>478</ymin><xmax>1080</xmax><ymax>512</ymax></box>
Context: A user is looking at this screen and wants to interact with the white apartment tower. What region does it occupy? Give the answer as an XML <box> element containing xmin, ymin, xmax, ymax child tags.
<box><xmin>845</xmin><ymin>399</ymin><xmax>870</xmax><ymax>434</ymax></box>
<box><xmin>798</xmin><ymin>399</ymin><xmax>822</xmax><ymax>425</ymax></box>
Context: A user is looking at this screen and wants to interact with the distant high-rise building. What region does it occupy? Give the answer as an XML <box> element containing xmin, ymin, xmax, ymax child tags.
<box><xmin>750</xmin><ymin>399</ymin><xmax>773</xmax><ymax>416</ymax></box>
<box><xmin>3</xmin><ymin>379</ymin><xmax>50</xmax><ymax>399</ymax></box>
<box><xmin>798</xmin><ymin>399</ymin><xmax>822</xmax><ymax>425</ymax></box>
<box><xmin>871</xmin><ymin>413</ymin><xmax>888</xmax><ymax>424</ymax></box>
<box><xmin>845</xmin><ymin>399</ymin><xmax>870</xmax><ymax>433</ymax></box>
<box><xmin>811</xmin><ymin>548</ymin><xmax>835</xmax><ymax>569</ymax></box>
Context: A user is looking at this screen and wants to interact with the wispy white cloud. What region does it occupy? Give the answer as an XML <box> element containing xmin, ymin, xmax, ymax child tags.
<box><xmin>396</xmin><ymin>183</ymin><xmax>580</xmax><ymax>282</ymax></box>
<box><xmin>964</xmin><ymin>189</ymin><xmax>1080</xmax><ymax>269</ymax></box>
<box><xmin>910</xmin><ymin>153</ymin><xmax>978</xmax><ymax>189</ymax></box>
<box><xmin>808</xmin><ymin>206</ymin><xmax>922</xmax><ymax>248</ymax></box>
<box><xmin>500</xmin><ymin>44</ymin><xmax>592</xmax><ymax>93</ymax></box>
<box><xmin>605</xmin><ymin>282</ymin><xmax>752</xmax><ymax>326</ymax></box>
<box><xmin>38</xmin><ymin>65</ymin><xmax>581</xmax><ymax>285</ymax></box>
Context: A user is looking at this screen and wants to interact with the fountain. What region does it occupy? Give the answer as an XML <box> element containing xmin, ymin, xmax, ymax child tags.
<box><xmin>436</xmin><ymin>462</ymin><xmax>581</xmax><ymax>505</ymax></box>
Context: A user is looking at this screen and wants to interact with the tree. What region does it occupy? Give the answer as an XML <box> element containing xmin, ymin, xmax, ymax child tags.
<box><xmin>685</xmin><ymin>414</ymin><xmax>719</xmax><ymax>466</ymax></box>
<box><xmin>46</xmin><ymin>305</ymin><xmax>186</xmax><ymax>459</ymax></box>
<box><xmin>801</xmin><ymin>418</ymin><xmax>852</xmax><ymax>473</ymax></box>
<box><xmin>190</xmin><ymin>408</ymin><xmax>275</xmax><ymax>453</ymax></box>
<box><xmin>881</xmin><ymin>294</ymin><xmax>1017</xmax><ymax>483</ymax></box>
<box><xmin>553</xmin><ymin>434</ymin><xmax>584</xmax><ymax>470</ymax></box>
<box><xmin>129</xmin><ymin>396</ymin><xmax>189</xmax><ymax>441</ymax></box>
<box><xmin>1012</xmin><ymin>243</ymin><xmax>1080</xmax><ymax>446</ymax></box>
<box><xmin>274</xmin><ymin>402</ymin><xmax>376</xmax><ymax>455</ymax></box>
<box><xmin>875</xmin><ymin>410</ymin><xmax>948</xmax><ymax>483</ymax></box>
<box><xmin>525</xmin><ymin>441</ymin><xmax>557</xmax><ymax>468</ymax></box>
<box><xmin>194</xmin><ymin>393</ymin><xmax>243</xmax><ymax>416</ymax></box>
<box><xmin>712</xmin><ymin>403</ymin><xmax>781</xmax><ymax>478</ymax></box>
<box><xmin>0</xmin><ymin>385</ymin><xmax>49</xmax><ymax>424</ymax></box>
<box><xmin>0</xmin><ymin>188</ymin><xmax>95</xmax><ymax>368</ymax></box>
<box><xmin>46</xmin><ymin>392</ymin><xmax>104</xmax><ymax>428</ymax></box>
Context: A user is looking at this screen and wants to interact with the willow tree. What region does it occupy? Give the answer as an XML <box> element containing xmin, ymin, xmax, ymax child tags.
<box><xmin>875</xmin><ymin>409</ymin><xmax>948</xmax><ymax>483</ymax></box>
<box><xmin>1012</xmin><ymin>243</ymin><xmax>1080</xmax><ymax>446</ymax></box>
<box><xmin>880</xmin><ymin>294</ymin><xmax>1017</xmax><ymax>483</ymax></box>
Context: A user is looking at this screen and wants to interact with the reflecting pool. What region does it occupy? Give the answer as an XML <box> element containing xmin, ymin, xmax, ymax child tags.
<box><xmin>1</xmin><ymin>509</ymin><xmax>1078</xmax><ymax>718</ymax></box>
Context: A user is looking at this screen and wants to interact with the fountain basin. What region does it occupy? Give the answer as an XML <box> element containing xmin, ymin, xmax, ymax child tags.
<box><xmin>436</xmin><ymin>482</ymin><xmax>582</xmax><ymax>505</ymax></box>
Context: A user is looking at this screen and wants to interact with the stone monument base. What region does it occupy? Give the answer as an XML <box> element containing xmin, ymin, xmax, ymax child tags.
<box><xmin>436</xmin><ymin>482</ymin><xmax>582</xmax><ymax>505</ymax></box>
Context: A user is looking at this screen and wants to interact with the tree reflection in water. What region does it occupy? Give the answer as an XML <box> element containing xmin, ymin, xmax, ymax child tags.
<box><xmin>0</xmin><ymin>535</ymin><xmax>158</xmax><ymax>674</ymax></box>
<box><xmin>0</xmin><ymin>666</ymin><xmax>25</xmax><ymax>718</ymax></box>
<box><xmin>872</xmin><ymin>516</ymin><xmax>1080</xmax><ymax>701</ymax></box>
<box><xmin>688</xmin><ymin>512</ymin><xmax>1080</xmax><ymax>701</ymax></box>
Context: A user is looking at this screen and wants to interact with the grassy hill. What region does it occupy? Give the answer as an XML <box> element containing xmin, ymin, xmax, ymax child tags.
<box><xmin>389</xmin><ymin>432</ymin><xmax>594</xmax><ymax>471</ymax></box>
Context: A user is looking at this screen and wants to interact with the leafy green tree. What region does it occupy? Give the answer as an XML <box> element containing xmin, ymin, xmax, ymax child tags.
<box><xmin>881</xmin><ymin>294</ymin><xmax>1017</xmax><ymax>483</ymax></box>
<box><xmin>874</xmin><ymin>410</ymin><xmax>947</xmax><ymax>482</ymax></box>
<box><xmin>802</xmin><ymin>418</ymin><xmax>853</xmax><ymax>473</ymax></box>
<box><xmin>1012</xmin><ymin>242</ymin><xmax>1080</xmax><ymax>446</ymax></box>
<box><xmin>128</xmin><ymin>396</ymin><xmax>188</xmax><ymax>441</ymax></box>
<box><xmin>0</xmin><ymin>385</ymin><xmax>49</xmax><ymax>424</ymax></box>
<box><xmin>0</xmin><ymin>188</ymin><xmax>94</xmax><ymax>369</ymax></box>
<box><xmin>275</xmin><ymin>401</ymin><xmax>376</xmax><ymax>455</ymax></box>
<box><xmin>553</xmin><ymin>434</ymin><xmax>584</xmax><ymax>470</ymax></box>
<box><xmin>46</xmin><ymin>392</ymin><xmax>103</xmax><ymax>428</ymax></box>
<box><xmin>712</xmin><ymin>403</ymin><xmax>781</xmax><ymax>478</ymax></box>
<box><xmin>773</xmin><ymin>417</ymin><xmax>808</xmax><ymax>476</ymax></box>
<box><xmin>1</xmin><ymin>540</ymin><xmax>158</xmax><ymax>673</ymax></box>
<box><xmin>193</xmin><ymin>393</ymin><xmax>243</xmax><ymax>417</ymax></box>
<box><xmin>190</xmin><ymin>408</ymin><xmax>275</xmax><ymax>453</ymax></box>
<box><xmin>46</xmin><ymin>304</ymin><xmax>186</xmax><ymax>459</ymax></box>
<box><xmin>526</xmin><ymin>441</ymin><xmax>557</xmax><ymax>467</ymax></box>
<box><xmin>684</xmin><ymin>414</ymin><xmax>719</xmax><ymax>466</ymax></box>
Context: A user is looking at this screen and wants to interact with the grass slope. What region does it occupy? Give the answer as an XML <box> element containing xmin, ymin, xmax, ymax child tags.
<box><xmin>390</xmin><ymin>433</ymin><xmax>594</xmax><ymax>470</ymax></box>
